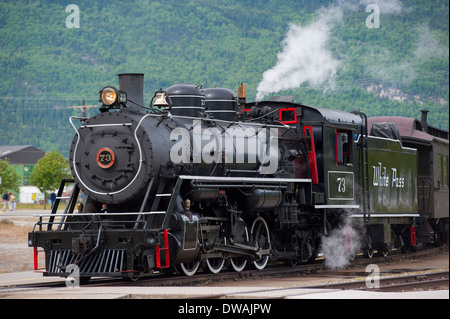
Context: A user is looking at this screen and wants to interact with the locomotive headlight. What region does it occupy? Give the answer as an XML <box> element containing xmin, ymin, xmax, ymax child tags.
<box><xmin>100</xmin><ymin>86</ymin><xmax>119</xmax><ymax>106</ymax></box>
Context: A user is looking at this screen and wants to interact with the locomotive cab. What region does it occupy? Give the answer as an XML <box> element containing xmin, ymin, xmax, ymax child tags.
<box><xmin>246</xmin><ymin>100</ymin><xmax>363</xmax><ymax>210</ymax></box>
<box><xmin>297</xmin><ymin>106</ymin><xmax>362</xmax><ymax>210</ymax></box>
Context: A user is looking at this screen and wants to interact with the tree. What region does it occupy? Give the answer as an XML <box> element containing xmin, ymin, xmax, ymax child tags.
<box><xmin>0</xmin><ymin>159</ymin><xmax>21</xmax><ymax>195</ymax></box>
<box><xmin>30</xmin><ymin>151</ymin><xmax>71</xmax><ymax>208</ymax></box>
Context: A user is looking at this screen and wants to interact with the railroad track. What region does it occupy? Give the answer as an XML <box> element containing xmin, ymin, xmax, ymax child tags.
<box><xmin>2</xmin><ymin>246</ymin><xmax>446</xmax><ymax>290</ymax></box>
<box><xmin>86</xmin><ymin>245</ymin><xmax>447</xmax><ymax>288</ymax></box>
<box><xmin>304</xmin><ymin>270</ymin><xmax>449</xmax><ymax>292</ymax></box>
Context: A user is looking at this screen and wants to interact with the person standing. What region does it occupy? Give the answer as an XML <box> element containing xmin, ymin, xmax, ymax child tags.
<box><xmin>50</xmin><ymin>192</ymin><xmax>56</xmax><ymax>209</ymax></box>
<box><xmin>2</xmin><ymin>191</ymin><xmax>11</xmax><ymax>211</ymax></box>
<box><xmin>10</xmin><ymin>193</ymin><xmax>16</xmax><ymax>211</ymax></box>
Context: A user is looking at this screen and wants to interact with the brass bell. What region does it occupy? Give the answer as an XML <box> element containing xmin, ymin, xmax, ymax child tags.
<box><xmin>184</xmin><ymin>198</ymin><xmax>191</xmax><ymax>210</ymax></box>
<box><xmin>153</xmin><ymin>92</ymin><xmax>169</xmax><ymax>107</ymax></box>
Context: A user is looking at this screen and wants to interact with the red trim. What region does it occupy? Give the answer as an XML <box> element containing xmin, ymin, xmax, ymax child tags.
<box><xmin>33</xmin><ymin>247</ymin><xmax>38</xmax><ymax>270</ymax></box>
<box><xmin>278</xmin><ymin>108</ymin><xmax>297</xmax><ymax>124</ymax></box>
<box><xmin>156</xmin><ymin>229</ymin><xmax>171</xmax><ymax>268</ymax></box>
<box><xmin>410</xmin><ymin>226</ymin><xmax>416</xmax><ymax>246</ymax></box>
<box><xmin>304</xmin><ymin>126</ymin><xmax>319</xmax><ymax>184</ymax></box>
<box><xmin>335</xmin><ymin>130</ymin><xmax>350</xmax><ymax>164</ymax></box>
<box><xmin>33</xmin><ymin>247</ymin><xmax>46</xmax><ymax>271</ymax></box>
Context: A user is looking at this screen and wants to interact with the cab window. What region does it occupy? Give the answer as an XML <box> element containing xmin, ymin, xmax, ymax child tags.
<box><xmin>335</xmin><ymin>130</ymin><xmax>352</xmax><ymax>165</ymax></box>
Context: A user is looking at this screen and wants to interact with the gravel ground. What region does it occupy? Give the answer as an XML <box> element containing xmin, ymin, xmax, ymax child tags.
<box><xmin>0</xmin><ymin>210</ymin><xmax>47</xmax><ymax>273</ymax></box>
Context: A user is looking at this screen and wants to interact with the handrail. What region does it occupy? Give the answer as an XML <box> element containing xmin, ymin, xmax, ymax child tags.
<box><xmin>34</xmin><ymin>212</ymin><xmax>166</xmax><ymax>217</ymax></box>
<box><xmin>32</xmin><ymin>215</ymin><xmax>153</xmax><ymax>233</ymax></box>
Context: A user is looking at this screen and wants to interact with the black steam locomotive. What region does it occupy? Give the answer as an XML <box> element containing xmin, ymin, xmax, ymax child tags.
<box><xmin>28</xmin><ymin>73</ymin><xmax>449</xmax><ymax>279</ymax></box>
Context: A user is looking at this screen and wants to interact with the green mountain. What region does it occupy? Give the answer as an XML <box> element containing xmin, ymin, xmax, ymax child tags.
<box><xmin>0</xmin><ymin>0</ymin><xmax>448</xmax><ymax>157</ymax></box>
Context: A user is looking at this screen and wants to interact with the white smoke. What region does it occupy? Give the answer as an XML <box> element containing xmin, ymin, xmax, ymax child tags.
<box><xmin>320</xmin><ymin>216</ymin><xmax>362</xmax><ymax>270</ymax></box>
<box><xmin>255</xmin><ymin>0</ymin><xmax>406</xmax><ymax>101</ymax></box>
<box><xmin>255</xmin><ymin>5</ymin><xmax>343</xmax><ymax>101</ymax></box>
<box><xmin>414</xmin><ymin>23</ymin><xmax>448</xmax><ymax>61</ymax></box>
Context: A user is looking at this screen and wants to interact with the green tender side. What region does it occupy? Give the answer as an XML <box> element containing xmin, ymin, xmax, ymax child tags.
<box><xmin>366</xmin><ymin>136</ymin><xmax>418</xmax><ymax>214</ymax></box>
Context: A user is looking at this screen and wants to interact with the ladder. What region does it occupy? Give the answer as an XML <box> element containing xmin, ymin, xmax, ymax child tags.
<box><xmin>46</xmin><ymin>179</ymin><xmax>79</xmax><ymax>231</ymax></box>
<box><xmin>353</xmin><ymin>111</ymin><xmax>371</xmax><ymax>222</ymax></box>
<box><xmin>135</xmin><ymin>176</ymin><xmax>184</xmax><ymax>268</ymax></box>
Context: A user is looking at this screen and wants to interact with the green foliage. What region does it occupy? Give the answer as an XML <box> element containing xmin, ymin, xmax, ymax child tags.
<box><xmin>29</xmin><ymin>151</ymin><xmax>71</xmax><ymax>194</ymax></box>
<box><xmin>0</xmin><ymin>159</ymin><xmax>21</xmax><ymax>194</ymax></box>
<box><xmin>0</xmin><ymin>0</ymin><xmax>448</xmax><ymax>158</ymax></box>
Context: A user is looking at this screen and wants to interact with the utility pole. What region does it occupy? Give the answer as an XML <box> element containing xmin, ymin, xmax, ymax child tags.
<box><xmin>69</xmin><ymin>99</ymin><xmax>97</xmax><ymax>117</ymax></box>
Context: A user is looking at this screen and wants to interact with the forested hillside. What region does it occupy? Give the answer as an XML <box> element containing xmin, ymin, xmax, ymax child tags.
<box><xmin>0</xmin><ymin>0</ymin><xmax>448</xmax><ymax>157</ymax></box>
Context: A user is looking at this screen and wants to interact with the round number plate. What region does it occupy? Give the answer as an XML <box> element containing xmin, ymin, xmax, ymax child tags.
<box><xmin>96</xmin><ymin>147</ymin><xmax>115</xmax><ymax>169</ymax></box>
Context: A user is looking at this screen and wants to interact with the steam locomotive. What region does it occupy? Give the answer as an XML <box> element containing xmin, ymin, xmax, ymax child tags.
<box><xmin>28</xmin><ymin>73</ymin><xmax>449</xmax><ymax>280</ymax></box>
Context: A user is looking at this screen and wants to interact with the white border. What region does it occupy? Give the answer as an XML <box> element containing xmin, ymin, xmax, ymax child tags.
<box><xmin>327</xmin><ymin>171</ymin><xmax>354</xmax><ymax>200</ymax></box>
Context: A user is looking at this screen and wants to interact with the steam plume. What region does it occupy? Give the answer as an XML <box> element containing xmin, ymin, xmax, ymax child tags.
<box><xmin>255</xmin><ymin>5</ymin><xmax>343</xmax><ymax>101</ymax></box>
<box><xmin>255</xmin><ymin>0</ymin><xmax>406</xmax><ymax>101</ymax></box>
<box><xmin>320</xmin><ymin>216</ymin><xmax>362</xmax><ymax>270</ymax></box>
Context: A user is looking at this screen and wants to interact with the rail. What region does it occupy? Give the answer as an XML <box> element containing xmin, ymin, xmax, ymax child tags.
<box><xmin>305</xmin><ymin>270</ymin><xmax>449</xmax><ymax>292</ymax></box>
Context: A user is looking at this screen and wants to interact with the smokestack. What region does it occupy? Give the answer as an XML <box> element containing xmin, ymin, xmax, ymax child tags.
<box><xmin>420</xmin><ymin>109</ymin><xmax>429</xmax><ymax>132</ymax></box>
<box><xmin>118</xmin><ymin>73</ymin><xmax>144</xmax><ymax>112</ymax></box>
